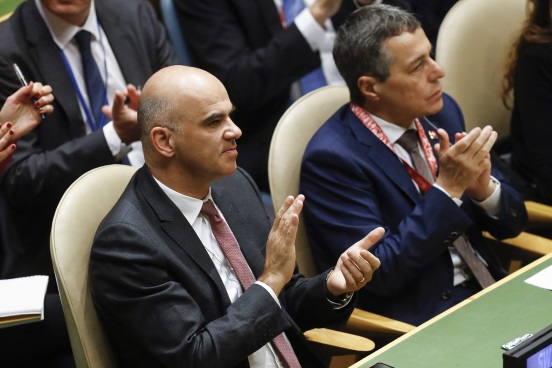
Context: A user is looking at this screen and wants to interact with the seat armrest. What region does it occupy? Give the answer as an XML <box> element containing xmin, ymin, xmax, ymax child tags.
<box><xmin>343</xmin><ymin>308</ymin><xmax>415</xmax><ymax>339</ymax></box>
<box><xmin>304</xmin><ymin>328</ymin><xmax>375</xmax><ymax>356</ymax></box>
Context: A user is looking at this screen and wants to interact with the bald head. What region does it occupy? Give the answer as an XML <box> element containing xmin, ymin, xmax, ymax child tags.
<box><xmin>138</xmin><ymin>66</ymin><xmax>226</xmax><ymax>155</ymax></box>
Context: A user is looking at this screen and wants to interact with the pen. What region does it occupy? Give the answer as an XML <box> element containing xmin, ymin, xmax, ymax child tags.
<box><xmin>12</xmin><ymin>63</ymin><xmax>46</xmax><ymax>120</ymax></box>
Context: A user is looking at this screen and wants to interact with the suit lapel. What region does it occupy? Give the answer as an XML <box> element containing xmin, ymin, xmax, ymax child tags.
<box><xmin>24</xmin><ymin>1</ymin><xmax>85</xmax><ymax>138</ymax></box>
<box><xmin>419</xmin><ymin>116</ymin><xmax>441</xmax><ymax>176</ymax></box>
<box><xmin>212</xmin><ymin>185</ymin><xmax>266</xmax><ymax>279</ymax></box>
<box><xmin>347</xmin><ymin>109</ymin><xmax>421</xmax><ymax>203</ymax></box>
<box><xmin>137</xmin><ymin>167</ymin><xmax>231</xmax><ymax>306</ymax></box>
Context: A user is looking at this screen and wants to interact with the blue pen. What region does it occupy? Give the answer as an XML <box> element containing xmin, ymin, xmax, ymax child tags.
<box><xmin>12</xmin><ymin>63</ymin><xmax>46</xmax><ymax>120</ymax></box>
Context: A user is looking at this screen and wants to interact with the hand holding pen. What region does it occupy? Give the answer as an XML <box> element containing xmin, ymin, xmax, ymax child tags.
<box><xmin>0</xmin><ymin>69</ymin><xmax>54</xmax><ymax>141</ymax></box>
<box><xmin>13</xmin><ymin>63</ymin><xmax>47</xmax><ymax>120</ymax></box>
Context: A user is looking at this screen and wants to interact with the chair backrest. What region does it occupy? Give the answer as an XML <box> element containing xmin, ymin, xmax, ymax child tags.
<box><xmin>268</xmin><ymin>85</ymin><xmax>349</xmax><ymax>277</ymax></box>
<box><xmin>50</xmin><ymin>164</ymin><xmax>138</xmax><ymax>368</ymax></box>
<box><xmin>435</xmin><ymin>0</ymin><xmax>526</xmax><ymax>139</ymax></box>
<box><xmin>160</xmin><ymin>0</ymin><xmax>193</xmax><ymax>65</ymax></box>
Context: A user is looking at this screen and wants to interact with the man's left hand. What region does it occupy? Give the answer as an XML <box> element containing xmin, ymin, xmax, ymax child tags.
<box><xmin>326</xmin><ymin>227</ymin><xmax>383</xmax><ymax>297</ymax></box>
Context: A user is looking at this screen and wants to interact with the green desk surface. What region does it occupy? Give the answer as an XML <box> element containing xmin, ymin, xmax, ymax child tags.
<box><xmin>355</xmin><ymin>255</ymin><xmax>552</xmax><ymax>368</ymax></box>
<box><xmin>0</xmin><ymin>0</ymin><xmax>23</xmax><ymax>18</ymax></box>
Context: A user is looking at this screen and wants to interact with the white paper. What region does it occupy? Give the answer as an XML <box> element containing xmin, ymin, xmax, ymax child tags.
<box><xmin>524</xmin><ymin>265</ymin><xmax>552</xmax><ymax>290</ymax></box>
<box><xmin>0</xmin><ymin>275</ymin><xmax>49</xmax><ymax>319</ymax></box>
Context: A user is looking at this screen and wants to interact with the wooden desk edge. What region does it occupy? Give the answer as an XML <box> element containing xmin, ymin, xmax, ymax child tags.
<box><xmin>350</xmin><ymin>252</ymin><xmax>552</xmax><ymax>368</ymax></box>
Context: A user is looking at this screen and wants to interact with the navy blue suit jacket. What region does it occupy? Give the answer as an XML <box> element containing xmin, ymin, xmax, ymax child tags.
<box><xmin>300</xmin><ymin>94</ymin><xmax>527</xmax><ymax>325</ymax></box>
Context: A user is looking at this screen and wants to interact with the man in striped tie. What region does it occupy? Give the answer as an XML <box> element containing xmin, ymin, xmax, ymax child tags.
<box><xmin>300</xmin><ymin>5</ymin><xmax>527</xmax><ymax>326</ymax></box>
<box><xmin>90</xmin><ymin>65</ymin><xmax>383</xmax><ymax>368</ymax></box>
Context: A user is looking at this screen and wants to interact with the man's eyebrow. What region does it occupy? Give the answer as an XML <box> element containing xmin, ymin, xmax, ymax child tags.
<box><xmin>202</xmin><ymin>105</ymin><xmax>236</xmax><ymax>124</ymax></box>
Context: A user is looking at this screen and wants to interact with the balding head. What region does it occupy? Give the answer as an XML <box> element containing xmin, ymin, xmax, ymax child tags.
<box><xmin>138</xmin><ymin>66</ymin><xmax>224</xmax><ymax>158</ymax></box>
<box><xmin>137</xmin><ymin>66</ymin><xmax>241</xmax><ymax>197</ymax></box>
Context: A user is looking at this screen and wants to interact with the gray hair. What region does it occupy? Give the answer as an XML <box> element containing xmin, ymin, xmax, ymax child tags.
<box><xmin>333</xmin><ymin>4</ymin><xmax>420</xmax><ymax>105</ymax></box>
<box><xmin>138</xmin><ymin>94</ymin><xmax>183</xmax><ymax>149</ymax></box>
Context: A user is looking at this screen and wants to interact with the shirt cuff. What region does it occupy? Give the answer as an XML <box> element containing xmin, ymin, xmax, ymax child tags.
<box><xmin>255</xmin><ymin>281</ymin><xmax>282</xmax><ymax>307</ymax></box>
<box><xmin>471</xmin><ymin>176</ymin><xmax>502</xmax><ymax>217</ymax></box>
<box><xmin>294</xmin><ymin>8</ymin><xmax>327</xmax><ymax>51</ymax></box>
<box><xmin>103</xmin><ymin>121</ymin><xmax>132</xmax><ymax>161</ymax></box>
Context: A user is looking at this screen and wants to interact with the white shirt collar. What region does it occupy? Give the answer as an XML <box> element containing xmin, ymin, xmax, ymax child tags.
<box><xmin>369</xmin><ymin>113</ymin><xmax>416</xmax><ymax>145</ymax></box>
<box><xmin>35</xmin><ymin>0</ymin><xmax>100</xmax><ymax>50</ymax></box>
<box><xmin>153</xmin><ymin>177</ymin><xmax>214</xmax><ymax>226</ymax></box>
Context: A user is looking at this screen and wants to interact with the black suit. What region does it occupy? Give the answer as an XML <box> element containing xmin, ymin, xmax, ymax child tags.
<box><xmin>0</xmin><ymin>0</ymin><xmax>176</xmax><ymax>285</ymax></box>
<box><xmin>90</xmin><ymin>166</ymin><xmax>353</xmax><ymax>367</ymax></box>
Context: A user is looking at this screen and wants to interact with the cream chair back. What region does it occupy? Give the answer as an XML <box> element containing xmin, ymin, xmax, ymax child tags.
<box><xmin>50</xmin><ymin>164</ymin><xmax>138</xmax><ymax>368</ymax></box>
<box><xmin>268</xmin><ymin>86</ymin><xmax>349</xmax><ymax>277</ymax></box>
<box><xmin>436</xmin><ymin>0</ymin><xmax>526</xmax><ymax>138</ymax></box>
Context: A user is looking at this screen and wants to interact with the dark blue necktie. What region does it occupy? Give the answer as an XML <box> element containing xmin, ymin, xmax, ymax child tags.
<box><xmin>282</xmin><ymin>0</ymin><xmax>327</xmax><ymax>94</ymax></box>
<box><xmin>75</xmin><ymin>30</ymin><xmax>106</xmax><ymax>130</ymax></box>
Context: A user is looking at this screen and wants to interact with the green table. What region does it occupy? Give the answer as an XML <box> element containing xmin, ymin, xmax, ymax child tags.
<box><xmin>353</xmin><ymin>253</ymin><xmax>552</xmax><ymax>368</ymax></box>
<box><xmin>0</xmin><ymin>0</ymin><xmax>23</xmax><ymax>18</ymax></box>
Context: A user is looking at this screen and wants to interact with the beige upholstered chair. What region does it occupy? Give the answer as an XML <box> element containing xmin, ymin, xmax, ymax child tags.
<box><xmin>51</xmin><ymin>164</ymin><xmax>138</xmax><ymax>368</ymax></box>
<box><xmin>268</xmin><ymin>85</ymin><xmax>415</xmax><ymax>342</ymax></box>
<box><xmin>436</xmin><ymin>0</ymin><xmax>526</xmax><ymax>139</ymax></box>
<box><xmin>436</xmin><ymin>0</ymin><xmax>552</xmax><ymax>250</ymax></box>
<box><xmin>51</xmin><ymin>164</ymin><xmax>374</xmax><ymax>366</ymax></box>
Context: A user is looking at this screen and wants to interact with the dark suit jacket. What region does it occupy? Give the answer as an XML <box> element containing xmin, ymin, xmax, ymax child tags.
<box><xmin>90</xmin><ymin>166</ymin><xmax>353</xmax><ymax>367</ymax></box>
<box><xmin>175</xmin><ymin>0</ymin><xmax>405</xmax><ymax>190</ymax></box>
<box><xmin>0</xmin><ymin>0</ymin><xmax>176</xmax><ymax>288</ymax></box>
<box><xmin>300</xmin><ymin>94</ymin><xmax>527</xmax><ymax>326</ymax></box>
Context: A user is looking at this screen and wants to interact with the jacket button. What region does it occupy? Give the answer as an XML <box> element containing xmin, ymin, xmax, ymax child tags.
<box><xmin>441</xmin><ymin>290</ymin><xmax>451</xmax><ymax>300</ymax></box>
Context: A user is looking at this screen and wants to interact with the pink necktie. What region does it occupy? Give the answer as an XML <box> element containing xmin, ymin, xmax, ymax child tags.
<box><xmin>201</xmin><ymin>200</ymin><xmax>302</xmax><ymax>368</ymax></box>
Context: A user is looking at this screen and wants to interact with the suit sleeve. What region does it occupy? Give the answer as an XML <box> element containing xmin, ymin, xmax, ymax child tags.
<box><xmin>175</xmin><ymin>0</ymin><xmax>321</xmax><ymax>120</ymax></box>
<box><xmin>301</xmin><ymin>142</ymin><xmax>526</xmax><ymax>296</ymax></box>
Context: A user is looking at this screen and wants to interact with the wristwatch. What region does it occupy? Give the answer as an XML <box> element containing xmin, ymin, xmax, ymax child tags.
<box><xmin>325</xmin><ymin>269</ymin><xmax>354</xmax><ymax>307</ymax></box>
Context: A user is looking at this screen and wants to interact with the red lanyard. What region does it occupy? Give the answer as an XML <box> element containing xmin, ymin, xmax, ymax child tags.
<box><xmin>350</xmin><ymin>103</ymin><xmax>438</xmax><ymax>193</ymax></box>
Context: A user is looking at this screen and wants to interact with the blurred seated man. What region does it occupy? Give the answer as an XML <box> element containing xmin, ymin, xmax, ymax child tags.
<box><xmin>0</xmin><ymin>1</ymin><xmax>176</xmax><ymax>359</ymax></box>
<box><xmin>300</xmin><ymin>5</ymin><xmax>527</xmax><ymax>326</ymax></box>
<box><xmin>90</xmin><ymin>65</ymin><xmax>383</xmax><ymax>367</ymax></box>
<box><xmin>176</xmin><ymin>0</ymin><xmax>408</xmax><ymax>192</ymax></box>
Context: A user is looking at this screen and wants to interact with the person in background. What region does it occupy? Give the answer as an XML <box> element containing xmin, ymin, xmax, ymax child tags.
<box><xmin>90</xmin><ymin>65</ymin><xmax>383</xmax><ymax>367</ymax></box>
<box><xmin>0</xmin><ymin>0</ymin><xmax>176</xmax><ymax>365</ymax></box>
<box><xmin>300</xmin><ymin>5</ymin><xmax>527</xmax><ymax>326</ymax></box>
<box><xmin>175</xmin><ymin>0</ymin><xmax>408</xmax><ymax>194</ymax></box>
<box><xmin>502</xmin><ymin>0</ymin><xmax>552</xmax><ymax>205</ymax></box>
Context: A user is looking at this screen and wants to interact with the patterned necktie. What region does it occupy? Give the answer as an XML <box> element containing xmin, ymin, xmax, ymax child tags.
<box><xmin>74</xmin><ymin>30</ymin><xmax>106</xmax><ymax>130</ymax></box>
<box><xmin>281</xmin><ymin>0</ymin><xmax>327</xmax><ymax>94</ymax></box>
<box><xmin>396</xmin><ymin>129</ymin><xmax>495</xmax><ymax>289</ymax></box>
<box><xmin>396</xmin><ymin>129</ymin><xmax>434</xmax><ymax>184</ymax></box>
<box><xmin>201</xmin><ymin>200</ymin><xmax>301</xmax><ymax>368</ymax></box>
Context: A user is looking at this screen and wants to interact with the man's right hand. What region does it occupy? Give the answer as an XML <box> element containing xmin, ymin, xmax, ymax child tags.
<box><xmin>434</xmin><ymin>125</ymin><xmax>497</xmax><ymax>199</ymax></box>
<box><xmin>309</xmin><ymin>0</ymin><xmax>343</xmax><ymax>26</ymax></box>
<box><xmin>259</xmin><ymin>195</ymin><xmax>304</xmax><ymax>296</ymax></box>
<box><xmin>102</xmin><ymin>86</ymin><xmax>141</xmax><ymax>145</ymax></box>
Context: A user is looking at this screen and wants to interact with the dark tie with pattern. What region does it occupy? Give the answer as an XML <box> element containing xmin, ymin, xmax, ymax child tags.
<box><xmin>74</xmin><ymin>30</ymin><xmax>106</xmax><ymax>130</ymax></box>
<box><xmin>396</xmin><ymin>129</ymin><xmax>495</xmax><ymax>289</ymax></box>
<box><xmin>201</xmin><ymin>200</ymin><xmax>301</xmax><ymax>368</ymax></box>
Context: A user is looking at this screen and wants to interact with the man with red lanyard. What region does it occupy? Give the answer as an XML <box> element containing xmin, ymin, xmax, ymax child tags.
<box><xmin>300</xmin><ymin>5</ymin><xmax>527</xmax><ymax>326</ymax></box>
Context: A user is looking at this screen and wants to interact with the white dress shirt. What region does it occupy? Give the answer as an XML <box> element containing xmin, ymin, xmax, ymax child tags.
<box><xmin>371</xmin><ymin>113</ymin><xmax>502</xmax><ymax>285</ymax></box>
<box><xmin>35</xmin><ymin>0</ymin><xmax>144</xmax><ymax>167</ymax></box>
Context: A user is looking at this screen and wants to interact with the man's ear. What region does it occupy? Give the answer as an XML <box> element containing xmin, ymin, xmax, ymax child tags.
<box><xmin>151</xmin><ymin>127</ymin><xmax>174</xmax><ymax>158</ymax></box>
<box><xmin>358</xmin><ymin>76</ymin><xmax>380</xmax><ymax>102</ymax></box>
